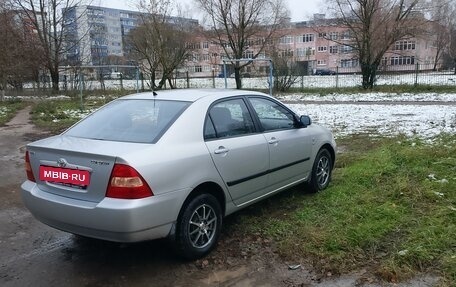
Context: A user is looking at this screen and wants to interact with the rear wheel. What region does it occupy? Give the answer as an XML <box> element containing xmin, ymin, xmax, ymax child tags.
<box><xmin>307</xmin><ymin>148</ymin><xmax>332</xmax><ymax>193</ymax></box>
<box><xmin>175</xmin><ymin>193</ymin><xmax>222</xmax><ymax>260</ymax></box>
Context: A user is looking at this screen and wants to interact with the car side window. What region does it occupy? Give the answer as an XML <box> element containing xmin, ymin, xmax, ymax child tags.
<box><xmin>249</xmin><ymin>97</ymin><xmax>296</xmax><ymax>131</ymax></box>
<box><xmin>205</xmin><ymin>99</ymin><xmax>255</xmax><ymax>139</ymax></box>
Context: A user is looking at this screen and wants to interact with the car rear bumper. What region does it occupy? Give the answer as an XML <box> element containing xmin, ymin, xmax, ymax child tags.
<box><xmin>21</xmin><ymin>180</ymin><xmax>189</xmax><ymax>242</ymax></box>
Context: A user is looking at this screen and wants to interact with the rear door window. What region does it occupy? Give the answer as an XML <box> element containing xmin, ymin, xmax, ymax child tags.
<box><xmin>205</xmin><ymin>99</ymin><xmax>255</xmax><ymax>139</ymax></box>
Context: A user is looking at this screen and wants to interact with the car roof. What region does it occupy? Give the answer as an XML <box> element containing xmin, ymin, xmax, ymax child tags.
<box><xmin>121</xmin><ymin>89</ymin><xmax>267</xmax><ymax>102</ymax></box>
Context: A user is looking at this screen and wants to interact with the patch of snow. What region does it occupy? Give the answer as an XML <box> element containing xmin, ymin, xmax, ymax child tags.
<box><xmin>0</xmin><ymin>106</ymin><xmax>8</xmax><ymax>117</ymax></box>
<box><xmin>278</xmin><ymin>92</ymin><xmax>456</xmax><ymax>102</ymax></box>
<box><xmin>19</xmin><ymin>71</ymin><xmax>456</xmax><ymax>91</ymax></box>
<box><xmin>428</xmin><ymin>174</ymin><xmax>437</xmax><ymax>180</ymax></box>
<box><xmin>288</xmin><ymin>103</ymin><xmax>456</xmax><ymax>139</ymax></box>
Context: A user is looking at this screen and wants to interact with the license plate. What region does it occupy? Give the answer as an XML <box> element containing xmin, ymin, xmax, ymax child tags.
<box><xmin>39</xmin><ymin>166</ymin><xmax>90</xmax><ymax>186</ymax></box>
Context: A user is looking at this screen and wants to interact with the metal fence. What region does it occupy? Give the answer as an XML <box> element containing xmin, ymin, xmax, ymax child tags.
<box><xmin>1</xmin><ymin>64</ymin><xmax>455</xmax><ymax>99</ymax></box>
<box><xmin>296</xmin><ymin>64</ymin><xmax>456</xmax><ymax>89</ymax></box>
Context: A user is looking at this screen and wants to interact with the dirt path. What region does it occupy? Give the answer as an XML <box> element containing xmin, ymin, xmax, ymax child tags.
<box><xmin>0</xmin><ymin>107</ymin><xmax>439</xmax><ymax>287</ymax></box>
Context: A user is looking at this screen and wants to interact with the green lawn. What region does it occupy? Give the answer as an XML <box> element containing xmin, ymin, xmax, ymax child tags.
<box><xmin>0</xmin><ymin>100</ymin><xmax>25</xmax><ymax>125</ymax></box>
<box><xmin>30</xmin><ymin>99</ymin><xmax>106</xmax><ymax>133</ymax></box>
<box><xmin>228</xmin><ymin>134</ymin><xmax>455</xmax><ymax>286</ymax></box>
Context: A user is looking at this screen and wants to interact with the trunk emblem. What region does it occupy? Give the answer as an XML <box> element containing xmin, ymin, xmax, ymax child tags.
<box><xmin>57</xmin><ymin>158</ymin><xmax>68</xmax><ymax>167</ymax></box>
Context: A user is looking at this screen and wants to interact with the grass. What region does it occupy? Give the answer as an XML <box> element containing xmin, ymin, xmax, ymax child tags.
<box><xmin>226</xmin><ymin>134</ymin><xmax>456</xmax><ymax>285</ymax></box>
<box><xmin>0</xmin><ymin>100</ymin><xmax>25</xmax><ymax>125</ymax></box>
<box><xmin>30</xmin><ymin>98</ymin><xmax>108</xmax><ymax>133</ymax></box>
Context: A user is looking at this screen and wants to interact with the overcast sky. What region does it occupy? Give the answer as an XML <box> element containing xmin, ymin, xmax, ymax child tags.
<box><xmin>94</xmin><ymin>0</ymin><xmax>324</xmax><ymax>22</ymax></box>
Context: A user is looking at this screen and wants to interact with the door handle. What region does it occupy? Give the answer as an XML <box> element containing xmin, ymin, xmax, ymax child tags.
<box><xmin>268</xmin><ymin>137</ymin><xmax>279</xmax><ymax>145</ymax></box>
<box><xmin>214</xmin><ymin>146</ymin><xmax>229</xmax><ymax>154</ymax></box>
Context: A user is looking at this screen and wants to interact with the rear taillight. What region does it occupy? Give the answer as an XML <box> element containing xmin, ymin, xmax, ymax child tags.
<box><xmin>106</xmin><ymin>164</ymin><xmax>153</xmax><ymax>199</ymax></box>
<box><xmin>25</xmin><ymin>151</ymin><xmax>36</xmax><ymax>182</ymax></box>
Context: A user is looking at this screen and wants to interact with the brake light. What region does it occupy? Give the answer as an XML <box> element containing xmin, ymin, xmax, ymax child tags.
<box><xmin>25</xmin><ymin>151</ymin><xmax>36</xmax><ymax>182</ymax></box>
<box><xmin>106</xmin><ymin>164</ymin><xmax>153</xmax><ymax>199</ymax></box>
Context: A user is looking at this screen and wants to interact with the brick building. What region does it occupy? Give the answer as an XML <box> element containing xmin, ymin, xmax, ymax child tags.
<box><xmin>63</xmin><ymin>6</ymin><xmax>439</xmax><ymax>77</ymax></box>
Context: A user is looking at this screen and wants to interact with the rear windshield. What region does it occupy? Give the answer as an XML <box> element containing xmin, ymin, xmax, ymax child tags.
<box><xmin>64</xmin><ymin>99</ymin><xmax>190</xmax><ymax>143</ymax></box>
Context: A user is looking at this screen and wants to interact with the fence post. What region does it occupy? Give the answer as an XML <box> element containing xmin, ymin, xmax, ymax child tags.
<box><xmin>336</xmin><ymin>66</ymin><xmax>339</xmax><ymax>88</ymax></box>
<box><xmin>136</xmin><ymin>67</ymin><xmax>139</xmax><ymax>93</ymax></box>
<box><xmin>414</xmin><ymin>63</ymin><xmax>419</xmax><ymax>87</ymax></box>
<box><xmin>212</xmin><ymin>68</ymin><xmax>215</xmax><ymax>88</ymax></box>
<box><xmin>140</xmin><ymin>72</ymin><xmax>144</xmax><ymax>91</ymax></box>
<box><xmin>186</xmin><ymin>71</ymin><xmax>190</xmax><ymax>89</ymax></box>
<box><xmin>301</xmin><ymin>75</ymin><xmax>304</xmax><ymax>90</ymax></box>
<box><xmin>120</xmin><ymin>73</ymin><xmax>124</xmax><ymax>90</ymax></box>
<box><xmin>79</xmin><ymin>73</ymin><xmax>84</xmax><ymax>111</ymax></box>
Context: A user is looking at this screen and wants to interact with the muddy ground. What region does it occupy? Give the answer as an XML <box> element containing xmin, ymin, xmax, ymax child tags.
<box><xmin>0</xmin><ymin>107</ymin><xmax>439</xmax><ymax>287</ymax></box>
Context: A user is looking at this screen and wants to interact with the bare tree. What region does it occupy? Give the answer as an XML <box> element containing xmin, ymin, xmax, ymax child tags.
<box><xmin>196</xmin><ymin>0</ymin><xmax>289</xmax><ymax>89</ymax></box>
<box><xmin>0</xmin><ymin>1</ymin><xmax>42</xmax><ymax>98</ymax></box>
<box><xmin>12</xmin><ymin>0</ymin><xmax>86</xmax><ymax>91</ymax></box>
<box><xmin>269</xmin><ymin>47</ymin><xmax>300</xmax><ymax>92</ymax></box>
<box><xmin>127</xmin><ymin>24</ymin><xmax>160</xmax><ymax>89</ymax></box>
<box><xmin>446</xmin><ymin>3</ymin><xmax>456</xmax><ymax>74</ymax></box>
<box><xmin>427</xmin><ymin>0</ymin><xmax>454</xmax><ymax>71</ymax></box>
<box><xmin>127</xmin><ymin>0</ymin><xmax>194</xmax><ymax>90</ymax></box>
<box><xmin>327</xmin><ymin>0</ymin><xmax>427</xmax><ymax>89</ymax></box>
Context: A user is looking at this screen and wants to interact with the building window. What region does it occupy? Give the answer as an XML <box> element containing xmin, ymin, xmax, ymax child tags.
<box><xmin>381</xmin><ymin>57</ymin><xmax>388</xmax><ymax>66</ymax></box>
<box><xmin>329</xmin><ymin>46</ymin><xmax>339</xmax><ymax>54</ymax></box>
<box><xmin>203</xmin><ymin>65</ymin><xmax>211</xmax><ymax>72</ymax></box>
<box><xmin>243</xmin><ymin>50</ymin><xmax>254</xmax><ymax>58</ymax></box>
<box><xmin>390</xmin><ymin>56</ymin><xmax>415</xmax><ymax>65</ymax></box>
<box><xmin>280</xmin><ymin>49</ymin><xmax>293</xmax><ymax>57</ymax></box>
<box><xmin>88</xmin><ymin>9</ymin><xmax>105</xmax><ymax>16</ymax></box>
<box><xmin>194</xmin><ymin>65</ymin><xmax>202</xmax><ymax>73</ymax></box>
<box><xmin>317</xmin><ymin>46</ymin><xmax>327</xmax><ymax>52</ymax></box>
<box><xmin>202</xmin><ymin>54</ymin><xmax>210</xmax><ymax>61</ymax></box>
<box><xmin>186</xmin><ymin>42</ymin><xmax>201</xmax><ymax>49</ymax></box>
<box><xmin>203</xmin><ymin>42</ymin><xmax>209</xmax><ymax>49</ymax></box>
<box><xmin>341</xmin><ymin>31</ymin><xmax>351</xmax><ymax>40</ymax></box>
<box><xmin>193</xmin><ymin>54</ymin><xmax>201</xmax><ymax>61</ymax></box>
<box><xmin>340</xmin><ymin>45</ymin><xmax>353</xmax><ymax>54</ymax></box>
<box><xmin>297</xmin><ymin>48</ymin><xmax>313</xmax><ymax>57</ymax></box>
<box><xmin>329</xmin><ymin>32</ymin><xmax>338</xmax><ymax>40</ymax></box>
<box><xmin>340</xmin><ymin>59</ymin><xmax>359</xmax><ymax>67</ymax></box>
<box><xmin>317</xmin><ymin>60</ymin><xmax>326</xmax><ymax>65</ymax></box>
<box><xmin>297</xmin><ymin>33</ymin><xmax>314</xmax><ymax>43</ymax></box>
<box><xmin>279</xmin><ymin>36</ymin><xmax>294</xmax><ymax>44</ymax></box>
<box><xmin>318</xmin><ymin>32</ymin><xmax>327</xmax><ymax>38</ymax></box>
<box><xmin>394</xmin><ymin>40</ymin><xmax>416</xmax><ymax>50</ymax></box>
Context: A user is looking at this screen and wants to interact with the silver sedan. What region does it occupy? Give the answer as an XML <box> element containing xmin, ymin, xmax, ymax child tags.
<box><xmin>22</xmin><ymin>89</ymin><xmax>336</xmax><ymax>259</ymax></box>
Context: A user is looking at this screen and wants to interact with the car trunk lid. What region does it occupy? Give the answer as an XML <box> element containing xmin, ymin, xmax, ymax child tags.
<box><xmin>27</xmin><ymin>135</ymin><xmax>145</xmax><ymax>203</ymax></box>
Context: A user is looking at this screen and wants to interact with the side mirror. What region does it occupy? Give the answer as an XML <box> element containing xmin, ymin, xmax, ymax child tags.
<box><xmin>299</xmin><ymin>115</ymin><xmax>312</xmax><ymax>127</ymax></box>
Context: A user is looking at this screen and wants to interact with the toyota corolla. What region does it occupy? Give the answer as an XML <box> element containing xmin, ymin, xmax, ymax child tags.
<box><xmin>22</xmin><ymin>89</ymin><xmax>336</xmax><ymax>259</ymax></box>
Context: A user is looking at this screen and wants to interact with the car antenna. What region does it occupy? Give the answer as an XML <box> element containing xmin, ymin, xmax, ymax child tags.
<box><xmin>152</xmin><ymin>90</ymin><xmax>157</xmax><ymax>108</ymax></box>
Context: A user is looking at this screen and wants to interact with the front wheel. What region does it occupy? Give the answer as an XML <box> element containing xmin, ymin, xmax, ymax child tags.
<box><xmin>307</xmin><ymin>149</ymin><xmax>333</xmax><ymax>193</ymax></box>
<box><xmin>174</xmin><ymin>193</ymin><xmax>222</xmax><ymax>260</ymax></box>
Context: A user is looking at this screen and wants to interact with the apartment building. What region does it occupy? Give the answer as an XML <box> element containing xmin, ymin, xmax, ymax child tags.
<box><xmin>184</xmin><ymin>15</ymin><xmax>438</xmax><ymax>77</ymax></box>
<box><xmin>63</xmin><ymin>6</ymin><xmax>439</xmax><ymax>77</ymax></box>
<box><xmin>63</xmin><ymin>5</ymin><xmax>198</xmax><ymax>66</ymax></box>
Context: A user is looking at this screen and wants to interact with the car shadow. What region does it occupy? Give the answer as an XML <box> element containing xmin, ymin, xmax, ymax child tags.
<box><xmin>56</xmin><ymin>183</ymin><xmax>315</xmax><ymax>285</ymax></box>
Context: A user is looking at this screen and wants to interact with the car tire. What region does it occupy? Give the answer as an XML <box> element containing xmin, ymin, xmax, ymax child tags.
<box><xmin>307</xmin><ymin>148</ymin><xmax>332</xmax><ymax>193</ymax></box>
<box><xmin>174</xmin><ymin>193</ymin><xmax>222</xmax><ymax>260</ymax></box>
